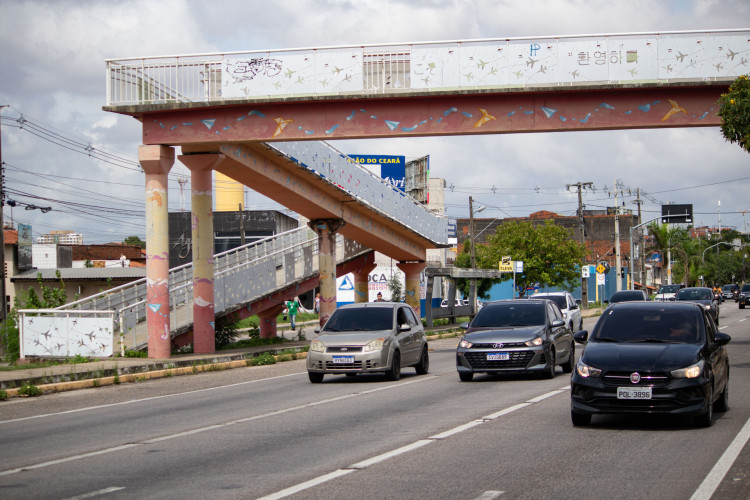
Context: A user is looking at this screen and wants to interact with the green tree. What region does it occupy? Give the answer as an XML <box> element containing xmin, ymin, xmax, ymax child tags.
<box><xmin>458</xmin><ymin>220</ymin><xmax>586</xmax><ymax>298</ymax></box>
<box><xmin>388</xmin><ymin>274</ymin><xmax>403</xmax><ymax>302</ymax></box>
<box><xmin>122</xmin><ymin>235</ymin><xmax>146</xmax><ymax>248</ymax></box>
<box><xmin>718</xmin><ymin>74</ymin><xmax>750</xmax><ymax>154</ymax></box>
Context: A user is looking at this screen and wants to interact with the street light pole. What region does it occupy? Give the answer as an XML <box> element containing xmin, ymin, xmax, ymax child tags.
<box><xmin>629</xmin><ymin>213</ymin><xmax>688</xmax><ymax>292</ymax></box>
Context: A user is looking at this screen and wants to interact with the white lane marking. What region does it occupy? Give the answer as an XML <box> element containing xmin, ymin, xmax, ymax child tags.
<box><xmin>349</xmin><ymin>440</ymin><xmax>433</xmax><ymax>469</ymax></box>
<box><xmin>0</xmin><ymin>376</ymin><xmax>434</xmax><ymax>477</ymax></box>
<box><xmin>526</xmin><ymin>389</ymin><xmax>565</xmax><ymax>403</ymax></box>
<box><xmin>62</xmin><ymin>486</ymin><xmax>126</xmax><ymax>499</ymax></box>
<box><xmin>256</xmin><ymin>469</ymin><xmax>355</xmax><ymax>500</ymax></box>
<box><xmin>0</xmin><ymin>444</ymin><xmax>139</xmax><ymax>477</ymax></box>
<box><xmin>473</xmin><ymin>491</ymin><xmax>504</xmax><ymax>500</ymax></box>
<box><xmin>0</xmin><ymin>372</ymin><xmax>304</xmax><ymax>425</ymax></box>
<box><xmin>258</xmin><ymin>385</ymin><xmax>568</xmax><ymax>499</ymax></box>
<box><xmin>690</xmin><ymin>416</ymin><xmax>750</xmax><ymax>500</ymax></box>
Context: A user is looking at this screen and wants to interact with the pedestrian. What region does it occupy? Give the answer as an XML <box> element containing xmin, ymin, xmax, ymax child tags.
<box><xmin>314</xmin><ymin>292</ymin><xmax>321</xmax><ymax>314</ymax></box>
<box><xmin>374</xmin><ymin>292</ymin><xmax>385</xmax><ymax>302</ymax></box>
<box><xmin>286</xmin><ymin>297</ymin><xmax>300</xmax><ymax>330</ymax></box>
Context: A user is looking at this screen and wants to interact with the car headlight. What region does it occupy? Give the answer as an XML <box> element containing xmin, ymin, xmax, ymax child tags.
<box><xmin>310</xmin><ymin>340</ymin><xmax>325</xmax><ymax>352</ymax></box>
<box><xmin>525</xmin><ymin>336</ymin><xmax>543</xmax><ymax>347</ymax></box>
<box><xmin>671</xmin><ymin>360</ymin><xmax>705</xmax><ymax>379</ymax></box>
<box><xmin>459</xmin><ymin>338</ymin><xmax>473</xmax><ymax>348</ymax></box>
<box><xmin>364</xmin><ymin>338</ymin><xmax>385</xmax><ymax>352</ymax></box>
<box><xmin>576</xmin><ymin>360</ymin><xmax>602</xmax><ymax>378</ymax></box>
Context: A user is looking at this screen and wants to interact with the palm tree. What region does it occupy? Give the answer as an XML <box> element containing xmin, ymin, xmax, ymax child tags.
<box><xmin>648</xmin><ymin>223</ymin><xmax>689</xmax><ymax>285</ymax></box>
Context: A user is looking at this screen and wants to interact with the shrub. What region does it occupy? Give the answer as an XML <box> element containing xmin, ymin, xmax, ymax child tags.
<box><xmin>0</xmin><ymin>389</ymin><xmax>7</xmax><ymax>401</ymax></box>
<box><xmin>718</xmin><ymin>74</ymin><xmax>750</xmax><ymax>154</ymax></box>
<box><xmin>18</xmin><ymin>382</ymin><xmax>42</xmax><ymax>397</ymax></box>
<box><xmin>249</xmin><ymin>352</ymin><xmax>277</xmax><ymax>366</ymax></box>
<box><xmin>215</xmin><ymin>315</ymin><xmax>240</xmax><ymax>348</ymax></box>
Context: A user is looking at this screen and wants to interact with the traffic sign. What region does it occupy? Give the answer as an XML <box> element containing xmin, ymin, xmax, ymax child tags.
<box><xmin>596</xmin><ymin>261</ymin><xmax>611</xmax><ymax>274</ymax></box>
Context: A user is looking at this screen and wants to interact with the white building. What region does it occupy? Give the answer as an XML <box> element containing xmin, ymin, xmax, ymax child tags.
<box><xmin>37</xmin><ymin>230</ymin><xmax>83</xmax><ymax>245</ymax></box>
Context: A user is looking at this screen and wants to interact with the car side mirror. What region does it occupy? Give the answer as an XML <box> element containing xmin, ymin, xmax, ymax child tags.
<box><xmin>714</xmin><ymin>331</ymin><xmax>731</xmax><ymax>346</ymax></box>
<box><xmin>574</xmin><ymin>330</ymin><xmax>589</xmax><ymax>344</ymax></box>
<box><xmin>399</xmin><ymin>323</ymin><xmax>411</xmax><ymax>332</ymax></box>
<box><xmin>314</xmin><ymin>326</ymin><xmax>321</xmax><ymax>333</ymax></box>
<box><xmin>551</xmin><ymin>319</ymin><xmax>565</xmax><ymax>328</ymax></box>
<box><xmin>570</xmin><ymin>303</ymin><xmax>579</xmax><ymax>310</ymax></box>
<box><xmin>459</xmin><ymin>322</ymin><xmax>470</xmax><ymax>330</ymax></box>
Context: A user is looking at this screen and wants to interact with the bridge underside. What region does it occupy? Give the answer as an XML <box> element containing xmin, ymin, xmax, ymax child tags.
<box><xmin>180</xmin><ymin>142</ymin><xmax>429</xmax><ymax>262</ymax></box>
<box><xmin>132</xmin><ymin>84</ymin><xmax>726</xmax><ymax>144</ymax></box>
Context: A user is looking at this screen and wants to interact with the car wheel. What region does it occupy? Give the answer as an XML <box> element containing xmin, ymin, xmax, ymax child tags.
<box><xmin>308</xmin><ymin>372</ymin><xmax>324</xmax><ymax>384</ymax></box>
<box><xmin>695</xmin><ymin>386</ymin><xmax>714</xmax><ymax>427</ymax></box>
<box><xmin>415</xmin><ymin>346</ymin><xmax>429</xmax><ymax>375</ymax></box>
<box><xmin>561</xmin><ymin>344</ymin><xmax>575</xmax><ymax>374</ymax></box>
<box><xmin>385</xmin><ymin>351</ymin><xmax>401</xmax><ymax>381</ymax></box>
<box><xmin>544</xmin><ymin>349</ymin><xmax>556</xmax><ymax>379</ymax></box>
<box><xmin>740</xmin><ymin>303</ymin><xmax>745</xmax><ymax>309</ymax></box>
<box><xmin>458</xmin><ymin>371</ymin><xmax>474</xmax><ymax>382</ymax></box>
<box><xmin>715</xmin><ymin>315</ymin><xmax>720</xmax><ymax>326</ymax></box>
<box><xmin>571</xmin><ymin>410</ymin><xmax>591</xmax><ymax>426</ymax></box>
<box><xmin>714</xmin><ymin>380</ymin><xmax>729</xmax><ymax>413</ymax></box>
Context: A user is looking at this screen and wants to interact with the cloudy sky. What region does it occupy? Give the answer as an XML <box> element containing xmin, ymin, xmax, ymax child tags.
<box><xmin>1</xmin><ymin>0</ymin><xmax>749</xmax><ymax>245</ymax></box>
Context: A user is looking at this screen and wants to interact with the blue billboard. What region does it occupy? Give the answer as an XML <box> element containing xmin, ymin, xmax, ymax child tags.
<box><xmin>346</xmin><ymin>154</ymin><xmax>406</xmax><ymax>192</ymax></box>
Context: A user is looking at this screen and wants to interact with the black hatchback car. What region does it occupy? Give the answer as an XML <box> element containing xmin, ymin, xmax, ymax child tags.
<box><xmin>571</xmin><ymin>302</ymin><xmax>730</xmax><ymax>427</ymax></box>
<box><xmin>456</xmin><ymin>299</ymin><xmax>574</xmax><ymax>381</ymax></box>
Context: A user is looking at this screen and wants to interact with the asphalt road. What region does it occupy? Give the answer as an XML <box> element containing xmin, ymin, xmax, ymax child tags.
<box><xmin>1</xmin><ymin>304</ymin><xmax>750</xmax><ymax>500</ymax></box>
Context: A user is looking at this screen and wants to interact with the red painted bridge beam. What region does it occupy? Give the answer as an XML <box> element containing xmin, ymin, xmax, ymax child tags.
<box><xmin>140</xmin><ymin>84</ymin><xmax>726</xmax><ymax>144</ymax></box>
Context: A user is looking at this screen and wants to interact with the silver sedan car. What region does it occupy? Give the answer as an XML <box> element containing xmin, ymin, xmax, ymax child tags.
<box><xmin>307</xmin><ymin>302</ymin><xmax>429</xmax><ymax>383</ymax></box>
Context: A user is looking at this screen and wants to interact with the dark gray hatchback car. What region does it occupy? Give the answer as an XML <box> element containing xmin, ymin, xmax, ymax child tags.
<box><xmin>456</xmin><ymin>299</ymin><xmax>574</xmax><ymax>381</ymax></box>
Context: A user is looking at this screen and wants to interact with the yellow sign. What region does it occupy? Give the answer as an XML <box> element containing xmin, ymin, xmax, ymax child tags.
<box><xmin>596</xmin><ymin>263</ymin><xmax>607</xmax><ymax>274</ymax></box>
<box><xmin>501</xmin><ymin>256</ymin><xmax>511</xmax><ymax>265</ymax></box>
<box><xmin>499</xmin><ymin>261</ymin><xmax>514</xmax><ymax>272</ymax></box>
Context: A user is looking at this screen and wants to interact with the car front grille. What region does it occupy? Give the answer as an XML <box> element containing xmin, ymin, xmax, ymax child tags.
<box><xmin>324</xmin><ymin>360</ymin><xmax>363</xmax><ymax>370</ymax></box>
<box><xmin>585</xmin><ymin>398</ymin><xmax>682</xmax><ymax>411</ymax></box>
<box><xmin>603</xmin><ymin>372</ymin><xmax>671</xmax><ymax>387</ymax></box>
<box><xmin>470</xmin><ymin>342</ymin><xmax>528</xmax><ymax>349</ymax></box>
<box><xmin>326</xmin><ymin>346</ymin><xmax>363</xmax><ymax>353</ymax></box>
<box><xmin>462</xmin><ymin>350</ymin><xmax>535</xmax><ymax>369</ymax></box>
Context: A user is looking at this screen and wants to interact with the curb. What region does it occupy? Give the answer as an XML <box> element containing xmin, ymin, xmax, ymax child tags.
<box><xmin>3</xmin><ymin>352</ymin><xmax>310</xmax><ymax>399</ymax></box>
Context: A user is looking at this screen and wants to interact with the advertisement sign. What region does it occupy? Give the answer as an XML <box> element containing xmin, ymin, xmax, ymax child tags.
<box><xmin>346</xmin><ymin>154</ymin><xmax>406</xmax><ymax>192</ymax></box>
<box><xmin>17</xmin><ymin>223</ymin><xmax>33</xmax><ymax>271</ymax></box>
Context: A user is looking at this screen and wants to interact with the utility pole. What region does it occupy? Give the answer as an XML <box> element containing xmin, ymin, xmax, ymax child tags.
<box><xmin>0</xmin><ymin>105</ymin><xmax>7</xmax><ymax>322</ymax></box>
<box><xmin>566</xmin><ymin>182</ymin><xmax>593</xmax><ymax>309</ymax></box>
<box><xmin>634</xmin><ymin>188</ymin><xmax>645</xmax><ymax>289</ymax></box>
<box><xmin>468</xmin><ymin>196</ymin><xmax>479</xmax><ymax>313</ymax></box>
<box><xmin>613</xmin><ymin>179</ymin><xmax>622</xmax><ymax>292</ymax></box>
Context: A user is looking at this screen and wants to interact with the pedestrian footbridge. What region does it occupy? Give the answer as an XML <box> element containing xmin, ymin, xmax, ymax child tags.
<box><xmin>35</xmin><ymin>29</ymin><xmax>747</xmax><ymax>359</ymax></box>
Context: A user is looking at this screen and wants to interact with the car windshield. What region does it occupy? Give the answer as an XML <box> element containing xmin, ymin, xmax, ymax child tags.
<box><xmin>676</xmin><ymin>288</ymin><xmax>713</xmax><ymax>300</ymax></box>
<box><xmin>723</xmin><ymin>285</ymin><xmax>735</xmax><ymax>291</ymax></box>
<box><xmin>535</xmin><ymin>295</ymin><xmax>566</xmax><ymax>309</ymax></box>
<box><xmin>592</xmin><ymin>307</ymin><xmax>704</xmax><ymax>344</ymax></box>
<box><xmin>609</xmin><ymin>291</ymin><xmax>643</xmax><ymax>303</ymax></box>
<box><xmin>471</xmin><ymin>302</ymin><xmax>545</xmax><ymax>327</ymax></box>
<box><xmin>742</xmin><ymin>285</ymin><xmax>750</xmax><ymax>292</ymax></box>
<box><xmin>657</xmin><ymin>285</ymin><xmax>681</xmax><ymax>294</ymax></box>
<box><xmin>322</xmin><ymin>307</ymin><xmax>394</xmax><ymax>332</ymax></box>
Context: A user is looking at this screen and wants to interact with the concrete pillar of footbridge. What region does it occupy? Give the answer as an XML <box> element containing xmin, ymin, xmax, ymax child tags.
<box><xmin>258</xmin><ymin>304</ymin><xmax>285</xmax><ymax>339</ymax></box>
<box><xmin>353</xmin><ymin>261</ymin><xmax>377</xmax><ymax>303</ymax></box>
<box><xmin>309</xmin><ymin>219</ymin><xmax>345</xmax><ymax>326</ymax></box>
<box><xmin>179</xmin><ymin>153</ymin><xmax>226</xmax><ymax>354</ymax></box>
<box><xmin>397</xmin><ymin>262</ymin><xmax>427</xmax><ymax>313</ymax></box>
<box><xmin>139</xmin><ymin>145</ymin><xmax>175</xmax><ymax>359</ymax></box>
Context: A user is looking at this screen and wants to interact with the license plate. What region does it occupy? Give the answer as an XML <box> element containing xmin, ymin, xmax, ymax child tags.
<box><xmin>617</xmin><ymin>387</ymin><xmax>652</xmax><ymax>400</ymax></box>
<box><xmin>487</xmin><ymin>353</ymin><xmax>510</xmax><ymax>361</ymax></box>
<box><xmin>332</xmin><ymin>356</ymin><xmax>354</xmax><ymax>364</ymax></box>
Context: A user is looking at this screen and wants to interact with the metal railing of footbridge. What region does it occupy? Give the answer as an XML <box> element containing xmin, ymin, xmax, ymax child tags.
<box><xmin>54</xmin><ymin>227</ymin><xmax>366</xmax><ymax>349</ymax></box>
<box><xmin>106</xmin><ymin>29</ymin><xmax>749</xmax><ymax>106</ymax></box>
